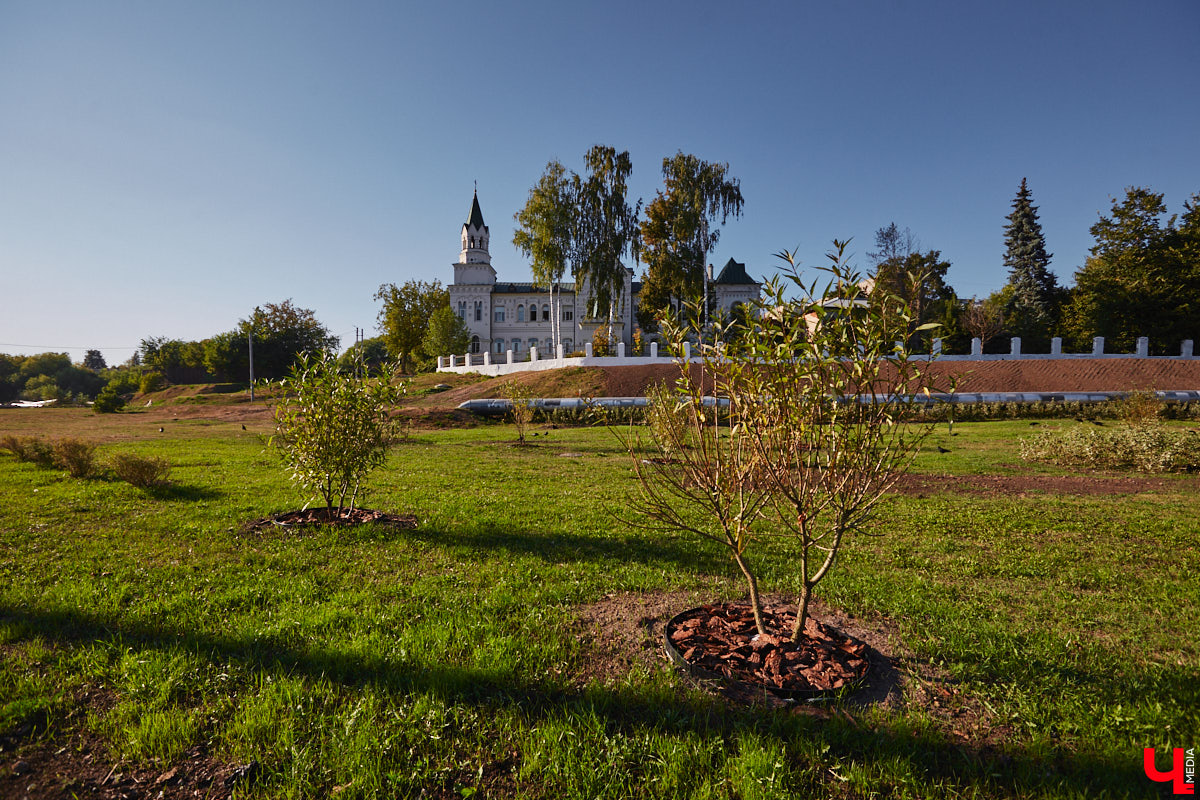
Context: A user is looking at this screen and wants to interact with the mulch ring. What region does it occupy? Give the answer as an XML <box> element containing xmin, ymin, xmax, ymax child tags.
<box><xmin>665</xmin><ymin>602</ymin><xmax>870</xmax><ymax>697</ymax></box>
<box><xmin>240</xmin><ymin>507</ymin><xmax>417</xmax><ymax>534</ymax></box>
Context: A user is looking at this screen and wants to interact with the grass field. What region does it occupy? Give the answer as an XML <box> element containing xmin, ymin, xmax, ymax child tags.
<box><xmin>1</xmin><ymin>406</ymin><xmax>1197</xmax><ymax>798</ymax></box>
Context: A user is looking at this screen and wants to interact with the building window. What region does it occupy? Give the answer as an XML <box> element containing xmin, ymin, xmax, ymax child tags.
<box><xmin>494</xmin><ymin>306</ymin><xmax>505</xmax><ymax>322</ymax></box>
<box><xmin>563</xmin><ymin>339</ymin><xmax>573</xmax><ymax>353</ymax></box>
<box><xmin>474</xmin><ymin>301</ymin><xmax>482</xmax><ymax>322</ymax></box>
<box><xmin>511</xmin><ymin>338</ymin><xmax>522</xmax><ymax>353</ymax></box>
<box><xmin>542</xmin><ymin>304</ymin><xmax>550</xmax><ymax>321</ymax></box>
<box><xmin>562</xmin><ymin>307</ymin><xmax>573</xmax><ymax>321</ymax></box>
<box><xmin>529</xmin><ymin>304</ymin><xmax>538</xmax><ymax>322</ymax></box>
<box><xmin>493</xmin><ymin>339</ymin><xmax>505</xmax><ymax>354</ymax></box>
<box><xmin>517</xmin><ymin>304</ymin><xmax>525</xmax><ymax>322</ymax></box>
<box><xmin>457</xmin><ymin>301</ymin><xmax>467</xmax><ymax>319</ymax></box>
<box><xmin>470</xmin><ymin>335</ymin><xmax>480</xmax><ymax>354</ymax></box>
<box><xmin>529</xmin><ymin>337</ymin><xmax>538</xmax><ymax>352</ymax></box>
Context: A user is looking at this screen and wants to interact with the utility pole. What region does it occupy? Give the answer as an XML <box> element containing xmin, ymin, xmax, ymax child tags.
<box><xmin>248</xmin><ymin>330</ymin><xmax>255</xmax><ymax>402</ymax></box>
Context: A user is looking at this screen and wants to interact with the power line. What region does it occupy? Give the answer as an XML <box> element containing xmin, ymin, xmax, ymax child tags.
<box><xmin>0</xmin><ymin>342</ymin><xmax>139</xmax><ymax>351</ymax></box>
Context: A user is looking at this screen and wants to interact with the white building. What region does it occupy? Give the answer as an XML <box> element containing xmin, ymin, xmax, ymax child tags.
<box><xmin>448</xmin><ymin>191</ymin><xmax>759</xmax><ymax>357</ymax></box>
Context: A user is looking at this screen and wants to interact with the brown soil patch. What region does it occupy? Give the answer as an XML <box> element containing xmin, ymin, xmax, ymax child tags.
<box><xmin>573</xmin><ymin>592</ymin><xmax>1007</xmax><ymax>744</ymax></box>
<box><xmin>240</xmin><ymin>507</ymin><xmax>418</xmax><ymax>534</ymax></box>
<box><xmin>894</xmin><ymin>472</ymin><xmax>1200</xmax><ymax>497</ymax></box>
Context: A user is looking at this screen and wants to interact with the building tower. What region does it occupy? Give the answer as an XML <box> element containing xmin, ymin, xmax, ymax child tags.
<box><xmin>450</xmin><ymin>190</ymin><xmax>496</xmax><ymax>353</ymax></box>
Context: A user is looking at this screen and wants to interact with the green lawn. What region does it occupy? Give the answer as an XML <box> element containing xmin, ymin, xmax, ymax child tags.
<box><xmin>1</xmin><ymin>410</ymin><xmax>1196</xmax><ymax>798</ymax></box>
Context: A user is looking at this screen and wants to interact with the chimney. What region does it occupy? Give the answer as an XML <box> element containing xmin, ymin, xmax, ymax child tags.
<box><xmin>707</xmin><ymin>264</ymin><xmax>714</xmax><ymax>281</ymax></box>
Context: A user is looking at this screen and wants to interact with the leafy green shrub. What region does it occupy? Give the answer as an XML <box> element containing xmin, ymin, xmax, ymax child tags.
<box><xmin>110</xmin><ymin>453</ymin><xmax>172</xmax><ymax>488</ymax></box>
<box><xmin>93</xmin><ymin>385</ymin><xmax>126</xmax><ymax>413</ymax></box>
<box><xmin>139</xmin><ymin>371</ymin><xmax>166</xmax><ymax>394</ymax></box>
<box><xmin>1115</xmin><ymin>390</ymin><xmax>1165</xmax><ymax>427</ymax></box>
<box><xmin>270</xmin><ymin>351</ymin><xmax>405</xmax><ymax>515</ymax></box>
<box><xmin>1020</xmin><ymin>425</ymin><xmax>1200</xmax><ymax>473</ymax></box>
<box><xmin>0</xmin><ymin>435</ymin><xmax>56</xmax><ymax>467</ymax></box>
<box><xmin>53</xmin><ymin>438</ymin><xmax>99</xmax><ymax>478</ymax></box>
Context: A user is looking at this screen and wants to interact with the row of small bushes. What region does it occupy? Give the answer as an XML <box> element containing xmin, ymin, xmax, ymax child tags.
<box><xmin>910</xmin><ymin>397</ymin><xmax>1200</xmax><ymax>424</ymax></box>
<box><xmin>0</xmin><ymin>435</ymin><xmax>171</xmax><ymax>488</ymax></box>
<box><xmin>1020</xmin><ymin>425</ymin><xmax>1200</xmax><ymax>473</ymax></box>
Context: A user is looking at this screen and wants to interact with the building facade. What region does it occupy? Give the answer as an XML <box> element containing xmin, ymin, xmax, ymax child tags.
<box><xmin>448</xmin><ymin>191</ymin><xmax>759</xmax><ymax>356</ymax></box>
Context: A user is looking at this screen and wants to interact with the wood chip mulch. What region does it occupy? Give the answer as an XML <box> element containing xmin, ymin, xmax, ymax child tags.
<box><xmin>665</xmin><ymin>602</ymin><xmax>870</xmax><ymax>696</ymax></box>
<box><xmin>240</xmin><ymin>507</ymin><xmax>417</xmax><ymax>534</ymax></box>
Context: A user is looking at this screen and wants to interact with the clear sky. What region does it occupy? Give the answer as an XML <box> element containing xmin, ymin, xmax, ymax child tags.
<box><xmin>2</xmin><ymin>0</ymin><xmax>1197</xmax><ymax>366</ymax></box>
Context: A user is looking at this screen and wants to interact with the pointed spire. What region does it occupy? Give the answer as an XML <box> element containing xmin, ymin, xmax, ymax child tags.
<box><xmin>467</xmin><ymin>189</ymin><xmax>486</xmax><ymax>230</ymax></box>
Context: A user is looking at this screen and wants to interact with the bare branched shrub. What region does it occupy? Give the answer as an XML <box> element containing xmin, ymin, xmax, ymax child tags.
<box><xmin>110</xmin><ymin>453</ymin><xmax>172</xmax><ymax>488</ymax></box>
<box><xmin>1</xmin><ymin>435</ymin><xmax>56</xmax><ymax>468</ymax></box>
<box><xmin>53</xmin><ymin>438</ymin><xmax>99</xmax><ymax>478</ymax></box>
<box><xmin>627</xmin><ymin>241</ymin><xmax>939</xmax><ymax>641</ymax></box>
<box><xmin>503</xmin><ymin>381</ymin><xmax>535</xmax><ymax>444</ymax></box>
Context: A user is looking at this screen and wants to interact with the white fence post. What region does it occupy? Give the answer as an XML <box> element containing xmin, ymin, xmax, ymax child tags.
<box><xmin>585</xmin><ymin>342</ymin><xmax>593</xmax><ymax>357</ymax></box>
<box><xmin>1184</xmin><ymin>340</ymin><xmax>1195</xmax><ymax>358</ymax></box>
<box><xmin>1136</xmin><ymin>337</ymin><xmax>1149</xmax><ymax>357</ymax></box>
<box><xmin>970</xmin><ymin>338</ymin><xmax>982</xmax><ymax>356</ymax></box>
<box><xmin>1010</xmin><ymin>337</ymin><xmax>1022</xmax><ymax>356</ymax></box>
<box><xmin>617</xmin><ymin>341</ymin><xmax>626</xmax><ymax>358</ymax></box>
<box><xmin>530</xmin><ymin>346</ymin><xmax>538</xmax><ymax>362</ymax></box>
<box><xmin>1092</xmin><ymin>337</ymin><xmax>1105</xmax><ymax>356</ymax></box>
<box><xmin>1051</xmin><ymin>337</ymin><xmax>1062</xmax><ymax>355</ymax></box>
<box><xmin>483</xmin><ymin>351</ymin><xmax>491</xmax><ymax>366</ymax></box>
<box><xmin>507</xmin><ymin>349</ymin><xmax>514</xmax><ymax>364</ymax></box>
<box><xmin>682</xmin><ymin>342</ymin><xmax>691</xmax><ymax>360</ymax></box>
<box><xmin>650</xmin><ymin>341</ymin><xmax>659</xmax><ymax>358</ymax></box>
<box><xmin>932</xmin><ymin>337</ymin><xmax>942</xmax><ymax>356</ymax></box>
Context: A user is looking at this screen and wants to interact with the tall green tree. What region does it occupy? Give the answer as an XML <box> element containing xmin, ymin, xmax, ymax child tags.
<box><xmin>867</xmin><ymin>224</ymin><xmax>955</xmax><ymax>349</ymax></box>
<box><xmin>1002</xmin><ymin>178</ymin><xmax>1061</xmax><ymax>349</ymax></box>
<box><xmin>374</xmin><ymin>280</ymin><xmax>449</xmax><ymax>373</ymax></box>
<box><xmin>513</xmin><ymin>160</ymin><xmax>574</xmax><ymax>351</ymax></box>
<box><xmin>238</xmin><ymin>300</ymin><xmax>339</xmax><ymax>382</ymax></box>
<box><xmin>1062</xmin><ymin>188</ymin><xmax>1200</xmax><ymax>353</ymax></box>
<box><xmin>637</xmin><ymin>153</ymin><xmax>743</xmax><ymax>333</ymax></box>
<box><xmin>572</xmin><ymin>146</ymin><xmax>641</xmax><ymax>332</ymax></box>
<box><xmin>82</xmin><ymin>350</ymin><xmax>107</xmax><ymax>371</ymax></box>
<box><xmin>421</xmin><ymin>305</ymin><xmax>472</xmax><ymax>365</ymax></box>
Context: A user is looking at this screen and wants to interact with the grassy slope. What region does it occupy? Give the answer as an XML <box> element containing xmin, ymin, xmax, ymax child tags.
<box><xmin>0</xmin><ymin>410</ymin><xmax>1197</xmax><ymax>798</ymax></box>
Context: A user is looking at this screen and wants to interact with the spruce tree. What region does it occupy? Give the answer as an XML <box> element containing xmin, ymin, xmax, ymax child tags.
<box><xmin>1002</xmin><ymin>178</ymin><xmax>1059</xmax><ymax>347</ymax></box>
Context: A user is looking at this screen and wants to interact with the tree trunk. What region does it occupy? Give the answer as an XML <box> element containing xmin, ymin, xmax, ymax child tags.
<box><xmin>791</xmin><ymin>583</ymin><xmax>812</xmax><ymax>642</ymax></box>
<box><xmin>732</xmin><ymin>550</ymin><xmax>766</xmax><ymax>636</ymax></box>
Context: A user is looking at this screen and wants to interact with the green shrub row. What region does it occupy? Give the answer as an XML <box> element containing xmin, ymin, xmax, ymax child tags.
<box><xmin>1019</xmin><ymin>424</ymin><xmax>1200</xmax><ymax>473</ymax></box>
<box><xmin>910</xmin><ymin>398</ymin><xmax>1200</xmax><ymax>423</ymax></box>
<box><xmin>0</xmin><ymin>435</ymin><xmax>170</xmax><ymax>487</ymax></box>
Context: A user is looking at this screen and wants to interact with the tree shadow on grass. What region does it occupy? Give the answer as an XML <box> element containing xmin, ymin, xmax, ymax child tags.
<box><xmin>406</xmin><ymin>519</ymin><xmax>732</xmax><ymax>575</ymax></box>
<box><xmin>0</xmin><ymin>601</ymin><xmax>1161</xmax><ymax>797</ymax></box>
<box><xmin>144</xmin><ymin>483</ymin><xmax>224</xmax><ymax>502</ymax></box>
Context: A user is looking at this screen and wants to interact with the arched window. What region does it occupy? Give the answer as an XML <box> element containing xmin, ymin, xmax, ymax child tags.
<box><xmin>457</xmin><ymin>301</ymin><xmax>467</xmax><ymax>319</ymax></box>
<box><xmin>511</xmin><ymin>338</ymin><xmax>522</xmax><ymax>353</ymax></box>
<box><xmin>469</xmin><ymin>236</ymin><xmax>475</xmax><ymax>248</ymax></box>
<box><xmin>474</xmin><ymin>301</ymin><xmax>482</xmax><ymax>322</ymax></box>
<box><xmin>563</xmin><ymin>339</ymin><xmax>573</xmax><ymax>353</ymax></box>
<box><xmin>517</xmin><ymin>305</ymin><xmax>525</xmax><ymax>322</ymax></box>
<box><xmin>493</xmin><ymin>339</ymin><xmax>505</xmax><ymax>354</ymax></box>
<box><xmin>470</xmin><ymin>335</ymin><xmax>480</xmax><ymax>354</ymax></box>
<box><xmin>542</xmin><ymin>304</ymin><xmax>550</xmax><ymax>321</ymax></box>
<box><xmin>529</xmin><ymin>304</ymin><xmax>538</xmax><ymax>322</ymax></box>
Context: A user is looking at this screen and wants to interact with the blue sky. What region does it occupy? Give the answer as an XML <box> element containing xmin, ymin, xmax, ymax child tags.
<box><xmin>2</xmin><ymin>1</ymin><xmax>1197</xmax><ymax>366</ymax></box>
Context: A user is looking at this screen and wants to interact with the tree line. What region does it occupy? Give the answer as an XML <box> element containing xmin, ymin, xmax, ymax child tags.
<box><xmin>5</xmin><ymin>163</ymin><xmax>1197</xmax><ymax>406</ymax></box>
